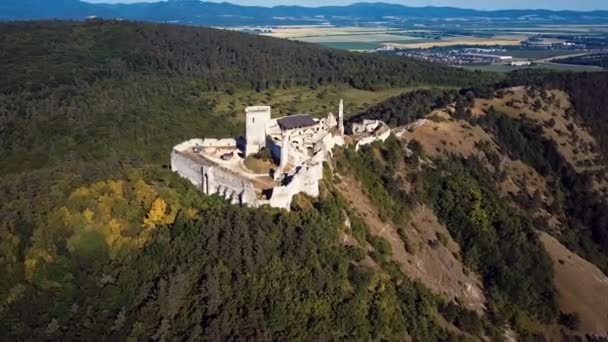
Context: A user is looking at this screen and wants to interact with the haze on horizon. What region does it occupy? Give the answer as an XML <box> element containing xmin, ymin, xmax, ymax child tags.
<box><xmin>83</xmin><ymin>0</ymin><xmax>608</xmax><ymax>11</ymax></box>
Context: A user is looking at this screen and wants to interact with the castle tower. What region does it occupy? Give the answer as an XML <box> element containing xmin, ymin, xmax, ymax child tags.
<box><xmin>245</xmin><ymin>106</ymin><xmax>271</xmax><ymax>156</ymax></box>
<box><xmin>274</xmin><ymin>132</ymin><xmax>291</xmax><ymax>180</ymax></box>
<box><xmin>338</xmin><ymin>99</ymin><xmax>344</xmax><ymax>135</ymax></box>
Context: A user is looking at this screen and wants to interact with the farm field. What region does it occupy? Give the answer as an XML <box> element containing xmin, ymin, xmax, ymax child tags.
<box><xmin>388</xmin><ymin>35</ymin><xmax>526</xmax><ymax>49</ymax></box>
<box><xmin>297</xmin><ymin>33</ymin><xmax>423</xmax><ymax>44</ymax></box>
<box><xmin>317</xmin><ymin>42</ymin><xmax>383</xmax><ymax>50</ymax></box>
<box><xmin>250</xmin><ymin>24</ymin><xmax>608</xmax><ymax>72</ymax></box>
<box><xmin>470</xmin><ymin>25</ymin><xmax>608</xmax><ymax>33</ymax></box>
<box><xmin>260</xmin><ymin>25</ymin><xmax>395</xmax><ymax>39</ymax></box>
<box><xmin>253</xmin><ymin>24</ymin><xmax>608</xmax><ymax>52</ymax></box>
<box><xmin>492</xmin><ymin>49</ymin><xmax>589</xmax><ymax>59</ymax></box>
<box><xmin>261</xmin><ymin>26</ymin><xmax>427</xmax><ymax>49</ymax></box>
<box><xmin>261</xmin><ymin>26</ymin><xmax>527</xmax><ymax>50</ymax></box>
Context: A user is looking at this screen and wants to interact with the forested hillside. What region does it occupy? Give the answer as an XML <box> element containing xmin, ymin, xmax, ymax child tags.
<box><xmin>0</xmin><ymin>20</ymin><xmax>492</xmax><ymax>95</ymax></box>
<box><xmin>0</xmin><ymin>20</ymin><xmax>497</xmax><ymax>175</ymax></box>
<box><xmin>554</xmin><ymin>53</ymin><xmax>608</xmax><ymax>69</ymax></box>
<box><xmin>345</xmin><ymin>75</ymin><xmax>608</xmax><ymax>337</ymax></box>
<box><xmin>2</xmin><ymin>19</ymin><xmax>608</xmax><ymax>340</ymax></box>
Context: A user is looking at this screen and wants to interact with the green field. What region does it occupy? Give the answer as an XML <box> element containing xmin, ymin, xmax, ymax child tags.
<box><xmin>494</xmin><ymin>49</ymin><xmax>588</xmax><ymax>59</ymax></box>
<box><xmin>318</xmin><ymin>41</ymin><xmax>383</xmax><ymax>50</ymax></box>
<box><xmin>298</xmin><ymin>33</ymin><xmax>423</xmax><ymax>43</ymax></box>
<box><xmin>261</xmin><ymin>24</ymin><xmax>608</xmax><ymax>52</ymax></box>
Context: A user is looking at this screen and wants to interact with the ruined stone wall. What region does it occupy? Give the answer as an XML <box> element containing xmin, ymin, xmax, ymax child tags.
<box><xmin>352</xmin><ymin>119</ymin><xmax>381</xmax><ymax>134</ymax></box>
<box><xmin>288</xmin><ymin>125</ymin><xmax>327</xmax><ymax>145</ymax></box>
<box><xmin>201</xmin><ymin>138</ymin><xmax>237</xmax><ymax>148</ymax></box>
<box><xmin>171</xmin><ymin>101</ymin><xmax>369</xmax><ymax>211</ymax></box>
<box><xmin>320</xmin><ymin>133</ymin><xmax>344</xmax><ymax>156</ymax></box>
<box><xmin>173</xmin><ymin>138</ymin><xmax>204</xmax><ymax>152</ymax></box>
<box><xmin>355</xmin><ymin>128</ymin><xmax>391</xmax><ymax>151</ymax></box>
<box><xmin>269</xmin><ymin>154</ymin><xmax>324</xmax><ymax>210</ymax></box>
<box><xmin>171</xmin><ymin>151</ymin><xmax>203</xmax><ymax>189</ymax></box>
<box><xmin>171</xmin><ymin>139</ymin><xmax>206</xmax><ymax>188</ymax></box>
<box><xmin>171</xmin><ymin>139</ymin><xmax>257</xmax><ymax>206</ymax></box>
<box><xmin>203</xmin><ymin>164</ymin><xmax>258</xmax><ymax>206</ymax></box>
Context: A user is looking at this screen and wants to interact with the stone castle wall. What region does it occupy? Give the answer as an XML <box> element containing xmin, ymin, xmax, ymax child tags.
<box><xmin>171</xmin><ymin>139</ymin><xmax>257</xmax><ymax>206</ymax></box>
<box><xmin>202</xmin><ymin>164</ymin><xmax>258</xmax><ymax>206</ymax></box>
<box><xmin>171</xmin><ymin>151</ymin><xmax>204</xmax><ymax>189</ymax></box>
<box><xmin>269</xmin><ymin>153</ymin><xmax>324</xmax><ymax>209</ymax></box>
<box><xmin>201</xmin><ymin>138</ymin><xmax>237</xmax><ymax>148</ymax></box>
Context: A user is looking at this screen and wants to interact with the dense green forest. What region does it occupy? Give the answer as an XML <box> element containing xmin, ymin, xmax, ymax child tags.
<box><xmin>0</xmin><ymin>20</ymin><xmax>498</xmax><ymax>95</ymax></box>
<box><xmin>2</xmin><ymin>19</ymin><xmax>608</xmax><ymax>340</ymax></box>
<box><xmin>1</xmin><ymin>167</ymin><xmax>469</xmax><ymax>340</ymax></box>
<box><xmin>554</xmin><ymin>53</ymin><xmax>608</xmax><ymax>69</ymax></box>
<box><xmin>348</xmin><ymin>89</ymin><xmax>458</xmax><ymax>127</ymax></box>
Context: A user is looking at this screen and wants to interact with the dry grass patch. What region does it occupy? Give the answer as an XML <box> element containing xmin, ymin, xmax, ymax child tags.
<box><xmin>390</xmin><ymin>35</ymin><xmax>525</xmax><ymax>49</ymax></box>
<box><xmin>243</xmin><ymin>154</ymin><xmax>274</xmax><ymax>174</ymax></box>
<box><xmin>472</xmin><ymin>87</ymin><xmax>608</xmax><ymax>193</ymax></box>
<box><xmin>540</xmin><ymin>232</ymin><xmax>608</xmax><ymax>337</ymax></box>
<box><xmin>404</xmin><ymin>119</ymin><xmax>493</xmax><ymax>159</ymax></box>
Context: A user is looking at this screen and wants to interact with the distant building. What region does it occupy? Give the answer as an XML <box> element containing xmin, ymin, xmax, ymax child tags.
<box><xmin>522</xmin><ymin>39</ymin><xmax>553</xmax><ymax>47</ymax></box>
<box><xmin>510</xmin><ymin>61</ymin><xmax>532</xmax><ymax>66</ymax></box>
<box><xmin>464</xmin><ymin>53</ymin><xmax>512</xmax><ymax>60</ymax></box>
<box><xmin>241</xmin><ymin>27</ymin><xmax>273</xmax><ymax>34</ymax></box>
<box><xmin>377</xmin><ymin>44</ymin><xmax>396</xmax><ymax>52</ymax></box>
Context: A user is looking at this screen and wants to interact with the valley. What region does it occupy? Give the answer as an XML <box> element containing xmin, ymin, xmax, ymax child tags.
<box><xmin>243</xmin><ymin>23</ymin><xmax>608</xmax><ymax>72</ymax></box>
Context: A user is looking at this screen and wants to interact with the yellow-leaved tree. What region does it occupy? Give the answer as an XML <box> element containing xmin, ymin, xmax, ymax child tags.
<box><xmin>24</xmin><ymin>177</ymin><xmax>184</xmax><ymax>284</ymax></box>
<box><xmin>143</xmin><ymin>198</ymin><xmax>168</xmax><ymax>229</ymax></box>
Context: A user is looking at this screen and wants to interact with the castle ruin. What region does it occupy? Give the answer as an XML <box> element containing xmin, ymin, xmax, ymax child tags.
<box><xmin>171</xmin><ymin>100</ymin><xmax>389</xmax><ymax>210</ymax></box>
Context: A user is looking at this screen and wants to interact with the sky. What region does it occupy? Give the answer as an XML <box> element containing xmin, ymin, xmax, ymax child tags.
<box><xmin>84</xmin><ymin>0</ymin><xmax>608</xmax><ymax>11</ymax></box>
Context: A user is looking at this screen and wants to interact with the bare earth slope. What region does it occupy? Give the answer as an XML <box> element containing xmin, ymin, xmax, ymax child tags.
<box><xmin>337</xmin><ymin>176</ymin><xmax>486</xmax><ymax>314</ymax></box>
<box><xmin>539</xmin><ymin>232</ymin><xmax>608</xmax><ymax>337</ymax></box>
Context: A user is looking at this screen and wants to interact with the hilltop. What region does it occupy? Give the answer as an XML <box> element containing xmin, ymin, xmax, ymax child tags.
<box><xmin>1</xmin><ymin>19</ymin><xmax>608</xmax><ymax>340</ymax></box>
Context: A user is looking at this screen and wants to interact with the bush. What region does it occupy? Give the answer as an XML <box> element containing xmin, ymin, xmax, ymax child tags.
<box><xmin>559</xmin><ymin>312</ymin><xmax>581</xmax><ymax>330</ymax></box>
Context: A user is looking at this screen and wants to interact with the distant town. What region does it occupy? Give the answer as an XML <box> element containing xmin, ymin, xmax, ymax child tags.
<box><xmin>375</xmin><ymin>37</ymin><xmax>607</xmax><ymax>69</ymax></box>
<box><xmin>237</xmin><ymin>25</ymin><xmax>608</xmax><ymax>71</ymax></box>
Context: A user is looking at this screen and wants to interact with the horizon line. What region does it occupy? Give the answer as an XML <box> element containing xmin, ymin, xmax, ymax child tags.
<box><xmin>80</xmin><ymin>1</ymin><xmax>608</xmax><ymax>13</ymax></box>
